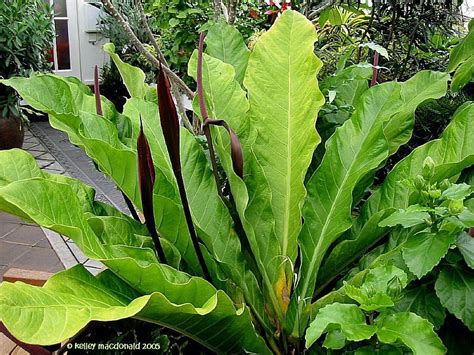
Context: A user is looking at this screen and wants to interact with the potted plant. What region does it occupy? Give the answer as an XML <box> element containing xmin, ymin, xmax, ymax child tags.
<box><xmin>0</xmin><ymin>0</ymin><xmax>54</xmax><ymax>149</ymax></box>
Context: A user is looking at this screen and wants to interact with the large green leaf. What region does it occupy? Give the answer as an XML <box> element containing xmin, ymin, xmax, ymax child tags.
<box><xmin>447</xmin><ymin>25</ymin><xmax>474</xmax><ymax>92</ymax></box>
<box><xmin>375</xmin><ymin>312</ymin><xmax>446</xmax><ymax>354</ymax></box>
<box><xmin>0</xmin><ymin>265</ymin><xmax>270</xmax><ymax>353</ymax></box>
<box><xmin>290</xmin><ymin>71</ymin><xmax>448</xmax><ymax>336</ymax></box>
<box><xmin>242</xmin><ymin>11</ymin><xmax>324</xmax><ymax>314</ymax></box>
<box><xmin>402</xmin><ymin>231</ymin><xmax>456</xmax><ymax>278</ymax></box>
<box><xmin>3</xmin><ymin>74</ymin><xmax>268</xmax><ymax>333</ymax></box>
<box><xmin>103</xmin><ymin>43</ymin><xmax>155</xmax><ymax>101</ymax></box>
<box><xmin>305</xmin><ymin>303</ymin><xmax>376</xmax><ymax>349</ymax></box>
<box><xmin>435</xmin><ymin>265</ymin><xmax>474</xmax><ymax>330</ymax></box>
<box><xmin>0</xmin><ymin>150</ymin><xmax>269</xmax><ymax>352</ymax></box>
<box><xmin>319</xmin><ymin>102</ymin><xmax>474</xmax><ymax>291</ymax></box>
<box><xmin>123</xmin><ymin>97</ymin><xmax>267</xmax><ymax>327</ymax></box>
<box><xmin>205</xmin><ymin>20</ymin><xmax>250</xmax><ymax>84</ymax></box>
<box><xmin>451</xmin><ymin>56</ymin><xmax>474</xmax><ymax>92</ymax></box>
<box><xmin>447</xmin><ymin>26</ymin><xmax>474</xmax><ymax>72</ymax></box>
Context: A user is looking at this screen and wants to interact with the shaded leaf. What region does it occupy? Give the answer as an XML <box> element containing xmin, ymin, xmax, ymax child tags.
<box><xmin>435</xmin><ymin>265</ymin><xmax>474</xmax><ymax>330</ymax></box>
<box><xmin>457</xmin><ymin>231</ymin><xmax>474</xmax><ymax>269</ymax></box>
<box><xmin>394</xmin><ymin>286</ymin><xmax>446</xmax><ymax>329</ymax></box>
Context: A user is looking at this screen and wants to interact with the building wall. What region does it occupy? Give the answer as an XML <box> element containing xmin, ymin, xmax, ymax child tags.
<box><xmin>77</xmin><ymin>1</ymin><xmax>108</xmax><ymax>85</ymax></box>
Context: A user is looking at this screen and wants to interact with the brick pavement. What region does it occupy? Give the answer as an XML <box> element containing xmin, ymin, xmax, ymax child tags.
<box><xmin>0</xmin><ymin>127</ymin><xmax>104</xmax><ymax>281</ymax></box>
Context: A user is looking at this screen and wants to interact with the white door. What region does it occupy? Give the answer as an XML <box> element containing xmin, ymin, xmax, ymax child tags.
<box><xmin>50</xmin><ymin>0</ymin><xmax>81</xmax><ymax>78</ymax></box>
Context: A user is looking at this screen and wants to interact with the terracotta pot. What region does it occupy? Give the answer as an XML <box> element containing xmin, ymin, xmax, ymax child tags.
<box><xmin>0</xmin><ymin>116</ymin><xmax>24</xmax><ymax>150</ymax></box>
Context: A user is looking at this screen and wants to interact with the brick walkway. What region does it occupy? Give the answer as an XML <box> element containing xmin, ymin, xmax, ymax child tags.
<box><xmin>0</xmin><ymin>127</ymin><xmax>104</xmax><ymax>281</ymax></box>
<box><xmin>0</xmin><ymin>129</ymin><xmax>65</xmax><ymax>281</ymax></box>
<box><xmin>0</xmin><ymin>213</ymin><xmax>63</xmax><ymax>281</ymax></box>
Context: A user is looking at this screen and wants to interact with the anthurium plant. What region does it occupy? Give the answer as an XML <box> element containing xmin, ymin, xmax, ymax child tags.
<box><xmin>0</xmin><ymin>10</ymin><xmax>473</xmax><ymax>354</ymax></box>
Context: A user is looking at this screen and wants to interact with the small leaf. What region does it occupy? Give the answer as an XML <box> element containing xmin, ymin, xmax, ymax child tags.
<box><xmin>379</xmin><ymin>205</ymin><xmax>431</xmax><ymax>228</ymax></box>
<box><xmin>359</xmin><ymin>42</ymin><xmax>389</xmax><ymax>59</ymax></box>
<box><xmin>305</xmin><ymin>303</ymin><xmax>376</xmax><ymax>349</ymax></box>
<box><xmin>457</xmin><ymin>231</ymin><xmax>474</xmax><ymax>269</ymax></box>
<box><xmin>458</xmin><ymin>208</ymin><xmax>474</xmax><ymax>227</ymax></box>
<box><xmin>344</xmin><ymin>283</ymin><xmax>394</xmax><ymax>311</ymax></box>
<box><xmin>435</xmin><ymin>265</ymin><xmax>474</xmax><ymax>330</ymax></box>
<box><xmin>344</xmin><ymin>265</ymin><xmax>407</xmax><ymax>311</ymax></box>
<box><xmin>402</xmin><ymin>230</ymin><xmax>455</xmax><ymax>278</ymax></box>
<box><xmin>441</xmin><ymin>183</ymin><xmax>473</xmax><ymax>200</ymax></box>
<box><xmin>323</xmin><ymin>329</ymin><xmax>346</xmax><ymax>350</ymax></box>
<box><xmin>328</xmin><ymin>90</ymin><xmax>337</xmax><ymax>103</ymax></box>
<box><xmin>375</xmin><ymin>312</ymin><xmax>446</xmax><ymax>355</ymax></box>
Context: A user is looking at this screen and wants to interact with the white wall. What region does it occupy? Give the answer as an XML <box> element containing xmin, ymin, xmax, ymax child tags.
<box><xmin>77</xmin><ymin>0</ymin><xmax>108</xmax><ymax>85</ymax></box>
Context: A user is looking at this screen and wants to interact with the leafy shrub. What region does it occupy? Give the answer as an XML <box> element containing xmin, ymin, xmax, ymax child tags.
<box><xmin>0</xmin><ymin>10</ymin><xmax>472</xmax><ymax>354</ymax></box>
<box><xmin>0</xmin><ymin>0</ymin><xmax>54</xmax><ymax>117</ymax></box>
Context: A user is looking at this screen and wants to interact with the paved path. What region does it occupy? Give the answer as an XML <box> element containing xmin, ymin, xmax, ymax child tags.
<box><xmin>0</xmin><ymin>121</ymin><xmax>121</xmax><ymax>280</ymax></box>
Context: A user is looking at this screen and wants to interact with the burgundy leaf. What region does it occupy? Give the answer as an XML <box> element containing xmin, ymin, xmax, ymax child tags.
<box><xmin>137</xmin><ymin>117</ymin><xmax>167</xmax><ymax>263</ymax></box>
<box><xmin>197</xmin><ymin>32</ymin><xmax>209</xmax><ymax>122</ymax></box>
<box><xmin>370</xmin><ymin>51</ymin><xmax>380</xmax><ymax>88</ymax></box>
<box><xmin>94</xmin><ymin>65</ymin><xmax>103</xmax><ymax>116</ymax></box>
<box><xmin>157</xmin><ymin>65</ymin><xmax>212</xmax><ymax>282</ymax></box>
<box><xmin>157</xmin><ymin>64</ymin><xmax>181</xmax><ymax>174</ymax></box>
<box><xmin>205</xmin><ymin>119</ymin><xmax>244</xmax><ymax>178</ymax></box>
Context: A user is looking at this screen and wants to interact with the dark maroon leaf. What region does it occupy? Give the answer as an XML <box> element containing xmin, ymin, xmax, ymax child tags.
<box><xmin>157</xmin><ymin>64</ymin><xmax>181</xmax><ymax>174</ymax></box>
<box><xmin>157</xmin><ymin>65</ymin><xmax>212</xmax><ymax>281</ymax></box>
<box><xmin>94</xmin><ymin>65</ymin><xmax>103</xmax><ymax>116</ymax></box>
<box><xmin>370</xmin><ymin>51</ymin><xmax>380</xmax><ymax>87</ymax></box>
<box><xmin>205</xmin><ymin>119</ymin><xmax>244</xmax><ymax>178</ymax></box>
<box><xmin>137</xmin><ymin>117</ymin><xmax>167</xmax><ymax>263</ymax></box>
<box><xmin>197</xmin><ymin>32</ymin><xmax>209</xmax><ymax>122</ymax></box>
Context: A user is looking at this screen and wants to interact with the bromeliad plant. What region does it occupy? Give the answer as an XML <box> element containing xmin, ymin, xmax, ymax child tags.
<box><xmin>0</xmin><ymin>10</ymin><xmax>473</xmax><ymax>354</ymax></box>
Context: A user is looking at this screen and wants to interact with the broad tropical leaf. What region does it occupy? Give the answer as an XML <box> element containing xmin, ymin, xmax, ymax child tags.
<box><xmin>103</xmin><ymin>43</ymin><xmax>155</xmax><ymax>101</ymax></box>
<box><xmin>0</xmin><ymin>265</ymin><xmax>270</xmax><ymax>353</ymax></box>
<box><xmin>205</xmin><ymin>20</ymin><xmax>250</xmax><ymax>84</ymax></box>
<box><xmin>242</xmin><ymin>11</ymin><xmax>324</xmax><ymax>317</ymax></box>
